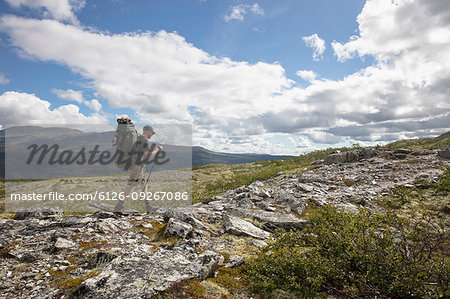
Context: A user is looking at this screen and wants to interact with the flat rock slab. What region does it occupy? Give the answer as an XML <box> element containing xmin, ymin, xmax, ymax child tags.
<box><xmin>80</xmin><ymin>250</ymin><xmax>222</xmax><ymax>298</ymax></box>
<box><xmin>14</xmin><ymin>207</ymin><xmax>63</xmax><ymax>220</ymax></box>
<box><xmin>223</xmin><ymin>214</ymin><xmax>271</xmax><ymax>240</ymax></box>
<box><xmin>87</xmin><ymin>202</ymin><xmax>139</xmax><ymax>214</ymax></box>
<box><xmin>96</xmin><ymin>218</ymin><xmax>132</xmax><ymax>233</ymax></box>
<box><xmin>228</xmin><ymin>208</ymin><xmax>309</xmax><ymax>230</ymax></box>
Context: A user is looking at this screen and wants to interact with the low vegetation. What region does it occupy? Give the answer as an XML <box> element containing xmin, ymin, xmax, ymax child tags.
<box><xmin>247</xmin><ymin>206</ymin><xmax>449</xmax><ymax>298</ymax></box>
<box><xmin>383</xmin><ymin>131</ymin><xmax>450</xmax><ymax>151</ymax></box>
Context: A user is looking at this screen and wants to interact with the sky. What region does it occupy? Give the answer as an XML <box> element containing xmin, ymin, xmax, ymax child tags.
<box><xmin>0</xmin><ymin>0</ymin><xmax>449</xmax><ymax>154</ymax></box>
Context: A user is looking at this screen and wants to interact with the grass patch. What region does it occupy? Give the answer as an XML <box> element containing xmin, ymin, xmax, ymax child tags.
<box><xmin>156</xmin><ymin>279</ymin><xmax>209</xmax><ymax>299</ymax></box>
<box><xmin>208</xmin><ymin>267</ymin><xmax>250</xmax><ymax>295</ymax></box>
<box><xmin>59</xmin><ymin>269</ymin><xmax>100</xmax><ymax>296</ymax></box>
<box><xmin>78</xmin><ymin>240</ymin><xmax>106</xmax><ymax>253</ymax></box>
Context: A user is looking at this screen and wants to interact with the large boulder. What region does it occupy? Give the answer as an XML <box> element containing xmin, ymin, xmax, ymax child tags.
<box><xmin>324</xmin><ymin>148</ymin><xmax>376</xmax><ymax>165</ymax></box>
<box><xmin>228</xmin><ymin>208</ymin><xmax>309</xmax><ymax>230</ymax></box>
<box><xmin>223</xmin><ymin>214</ymin><xmax>271</xmax><ymax>240</ymax></box>
<box><xmin>80</xmin><ymin>249</ymin><xmax>223</xmax><ymax>298</ymax></box>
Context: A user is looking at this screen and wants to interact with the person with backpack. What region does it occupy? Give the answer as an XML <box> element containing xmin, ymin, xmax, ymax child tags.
<box><xmin>113</xmin><ymin>124</ymin><xmax>161</xmax><ymax>215</ymax></box>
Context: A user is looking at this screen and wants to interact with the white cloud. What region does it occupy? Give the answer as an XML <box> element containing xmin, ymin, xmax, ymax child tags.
<box><xmin>223</xmin><ymin>4</ymin><xmax>248</xmax><ymax>22</ymax></box>
<box><xmin>250</xmin><ymin>4</ymin><xmax>265</xmax><ymax>15</ymax></box>
<box><xmin>1</xmin><ymin>0</ymin><xmax>450</xmax><ymax>153</ymax></box>
<box><xmin>4</xmin><ymin>0</ymin><xmax>85</xmax><ymax>24</ymax></box>
<box><xmin>84</xmin><ymin>99</ymin><xmax>102</xmax><ymax>112</ymax></box>
<box><xmin>51</xmin><ymin>88</ymin><xmax>102</xmax><ymax>112</ymax></box>
<box><xmin>223</xmin><ymin>3</ymin><xmax>264</xmax><ymax>22</ymax></box>
<box><xmin>51</xmin><ymin>88</ymin><xmax>84</xmax><ymax>103</ymax></box>
<box><xmin>295</xmin><ymin>70</ymin><xmax>318</xmax><ymax>83</ymax></box>
<box><xmin>0</xmin><ymin>15</ymin><xmax>290</xmax><ymax>126</ymax></box>
<box><xmin>0</xmin><ymin>72</ymin><xmax>10</xmax><ymax>84</ymax></box>
<box><xmin>302</xmin><ymin>33</ymin><xmax>326</xmax><ymax>61</ymax></box>
<box><xmin>331</xmin><ymin>0</ymin><xmax>450</xmax><ymax>62</ymax></box>
<box><xmin>0</xmin><ymin>91</ymin><xmax>108</xmax><ymax>125</ymax></box>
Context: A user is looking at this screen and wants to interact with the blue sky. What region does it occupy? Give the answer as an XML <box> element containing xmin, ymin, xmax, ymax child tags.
<box><xmin>0</xmin><ymin>0</ymin><xmax>448</xmax><ymax>154</ymax></box>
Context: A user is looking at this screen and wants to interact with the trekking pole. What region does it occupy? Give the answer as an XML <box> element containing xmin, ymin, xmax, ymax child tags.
<box><xmin>144</xmin><ymin>145</ymin><xmax>161</xmax><ymax>186</ymax></box>
<box><xmin>145</xmin><ymin>160</ymin><xmax>156</xmax><ymax>186</ymax></box>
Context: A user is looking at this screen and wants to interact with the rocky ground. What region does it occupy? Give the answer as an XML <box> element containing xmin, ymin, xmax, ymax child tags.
<box><xmin>0</xmin><ymin>147</ymin><xmax>449</xmax><ymax>298</ymax></box>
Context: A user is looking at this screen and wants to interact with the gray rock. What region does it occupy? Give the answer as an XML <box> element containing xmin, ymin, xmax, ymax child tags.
<box><xmin>394</xmin><ymin>148</ymin><xmax>412</xmax><ymax>155</ymax></box>
<box><xmin>225</xmin><ymin>255</ymin><xmax>245</xmax><ymax>268</ymax></box>
<box><xmin>237</xmin><ymin>198</ymin><xmax>255</xmax><ymax>209</ymax></box>
<box><xmin>96</xmin><ymin>218</ymin><xmax>132</xmax><ymax>233</ymax></box>
<box><xmin>274</xmin><ymin>191</ymin><xmax>307</xmax><ymax>214</ymax></box>
<box><xmin>310</xmin><ymin>159</ymin><xmax>324</xmax><ymax>165</ymax></box>
<box><xmin>87</xmin><ymin>202</ymin><xmax>139</xmax><ymax>214</ymax></box>
<box><xmin>324</xmin><ymin>151</ymin><xmax>359</xmax><ymax>164</ymax></box>
<box><xmin>358</xmin><ymin>148</ymin><xmax>377</xmax><ymax>159</ymax></box>
<box><xmin>438</xmin><ymin>146</ymin><xmax>450</xmax><ymax>159</ymax></box>
<box><xmin>257</xmin><ymin>189</ymin><xmax>271</xmax><ymax>198</ymax></box>
<box><xmin>92</xmin><ymin>211</ymin><xmax>119</xmax><ymax>219</ymax></box>
<box><xmin>54</xmin><ymin>237</ymin><xmax>76</xmax><ymax>250</ymax></box>
<box><xmin>164</xmin><ymin>218</ymin><xmax>193</xmax><ymax>238</ymax></box>
<box><xmin>324</xmin><ymin>148</ymin><xmax>376</xmax><ymax>165</ymax></box>
<box><xmin>223</xmin><ymin>214</ymin><xmax>271</xmax><ymax>240</ymax></box>
<box><xmin>247</xmin><ymin>239</ymin><xmax>268</xmax><ymax>248</ymax></box>
<box><xmin>14</xmin><ymin>207</ymin><xmax>63</xmax><ymax>220</ymax></box>
<box><xmin>296</xmin><ymin>183</ymin><xmax>314</xmax><ymax>192</ymax></box>
<box><xmin>190</xmin><ymin>250</ymin><xmax>223</xmax><ymax>279</ymax></box>
<box><xmin>60</xmin><ymin>216</ymin><xmax>96</xmax><ymax>227</ymax></box>
<box><xmin>248</xmin><ymin>181</ymin><xmax>264</xmax><ymax>190</ymax></box>
<box><xmin>80</xmin><ymin>249</ymin><xmax>223</xmax><ymax>298</ymax></box>
<box><xmin>393</xmin><ymin>153</ymin><xmax>407</xmax><ymax>159</ymax></box>
<box><xmin>229</xmin><ymin>208</ymin><xmax>309</xmax><ymax>230</ymax></box>
<box><xmin>88</xmin><ymin>252</ymin><xmax>118</xmax><ymax>268</ymax></box>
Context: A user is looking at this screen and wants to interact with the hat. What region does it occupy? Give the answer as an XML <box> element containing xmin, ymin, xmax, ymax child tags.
<box><xmin>143</xmin><ymin>125</ymin><xmax>156</xmax><ymax>133</ymax></box>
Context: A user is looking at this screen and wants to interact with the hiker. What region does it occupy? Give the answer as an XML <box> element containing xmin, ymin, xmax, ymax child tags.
<box><xmin>113</xmin><ymin>124</ymin><xmax>162</xmax><ymax>215</ymax></box>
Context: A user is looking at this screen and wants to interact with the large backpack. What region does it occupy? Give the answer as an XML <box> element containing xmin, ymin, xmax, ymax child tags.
<box><xmin>114</xmin><ymin>123</ymin><xmax>138</xmax><ymax>170</ymax></box>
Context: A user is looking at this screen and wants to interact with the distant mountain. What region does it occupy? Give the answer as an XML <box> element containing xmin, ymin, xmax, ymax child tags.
<box><xmin>0</xmin><ymin>126</ymin><xmax>293</xmax><ymax>178</ymax></box>
<box><xmin>192</xmin><ymin>146</ymin><xmax>293</xmax><ymax>166</ymax></box>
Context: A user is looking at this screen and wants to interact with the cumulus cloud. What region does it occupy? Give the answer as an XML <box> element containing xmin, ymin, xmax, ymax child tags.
<box><xmin>1</xmin><ymin>0</ymin><xmax>449</xmax><ymax>153</ymax></box>
<box><xmin>295</xmin><ymin>70</ymin><xmax>318</xmax><ymax>83</ymax></box>
<box><xmin>331</xmin><ymin>0</ymin><xmax>450</xmax><ymax>62</ymax></box>
<box><xmin>51</xmin><ymin>88</ymin><xmax>103</xmax><ymax>112</ymax></box>
<box><xmin>302</xmin><ymin>33</ymin><xmax>326</xmax><ymax>61</ymax></box>
<box><xmin>0</xmin><ymin>15</ymin><xmax>290</xmax><ymax>126</ymax></box>
<box><xmin>0</xmin><ymin>72</ymin><xmax>10</xmax><ymax>84</ymax></box>
<box><xmin>4</xmin><ymin>0</ymin><xmax>85</xmax><ymax>24</ymax></box>
<box><xmin>0</xmin><ymin>91</ymin><xmax>108</xmax><ymax>125</ymax></box>
<box><xmin>51</xmin><ymin>88</ymin><xmax>84</xmax><ymax>103</ymax></box>
<box><xmin>223</xmin><ymin>3</ymin><xmax>264</xmax><ymax>22</ymax></box>
<box><xmin>84</xmin><ymin>99</ymin><xmax>102</xmax><ymax>112</ymax></box>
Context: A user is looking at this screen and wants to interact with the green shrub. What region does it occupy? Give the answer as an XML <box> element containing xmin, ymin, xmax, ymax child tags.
<box><xmin>438</xmin><ymin>166</ymin><xmax>450</xmax><ymax>192</ymax></box>
<box><xmin>247</xmin><ymin>206</ymin><xmax>449</xmax><ymax>298</ymax></box>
